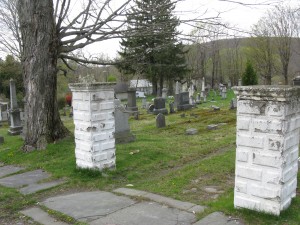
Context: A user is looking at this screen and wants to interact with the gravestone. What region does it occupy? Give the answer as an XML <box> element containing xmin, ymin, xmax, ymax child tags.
<box><xmin>169</xmin><ymin>102</ymin><xmax>175</xmax><ymax>114</ymax></box>
<box><xmin>221</xmin><ymin>86</ymin><xmax>227</xmax><ymax>99</ymax></box>
<box><xmin>126</xmin><ymin>88</ymin><xmax>138</xmax><ymax>113</ymax></box>
<box><xmin>293</xmin><ymin>76</ymin><xmax>300</xmax><ymax>86</ymax></box>
<box><xmin>114</xmin><ymin>99</ymin><xmax>135</xmax><ymax>144</ymax></box>
<box><xmin>196</xmin><ymin>93</ymin><xmax>201</xmax><ymax>104</ymax></box>
<box><xmin>0</xmin><ymin>103</ymin><xmax>8</xmax><ymax>122</ymax></box>
<box><xmin>153</xmin><ymin>97</ymin><xmax>168</xmax><ymax>115</ymax></box>
<box><xmin>162</xmin><ymin>88</ymin><xmax>168</xmax><ymax>99</ymax></box>
<box><xmin>228</xmin><ymin>80</ymin><xmax>232</xmax><ymax>89</ymax></box>
<box><xmin>175</xmin><ymin>81</ymin><xmax>180</xmax><ymax>94</ymax></box>
<box><xmin>156</xmin><ymin>113</ymin><xmax>166</xmax><ymax>128</ymax></box>
<box><xmin>8</xmin><ymin>79</ymin><xmax>22</xmax><ymax>135</ymax></box>
<box><xmin>200</xmin><ymin>77</ymin><xmax>206</xmax><ymax>102</ymax></box>
<box><xmin>176</xmin><ymin>92</ymin><xmax>193</xmax><ymax>111</ymax></box>
<box><xmin>186</xmin><ymin>128</ymin><xmax>198</xmax><ymax>135</ymax></box>
<box><xmin>238</xmin><ymin>78</ymin><xmax>242</xmax><ymax>86</ymax></box>
<box><xmin>230</xmin><ymin>98</ymin><xmax>237</xmax><ymax>110</ymax></box>
<box><xmin>142</xmin><ymin>97</ymin><xmax>147</xmax><ymax>109</ymax></box>
<box><xmin>148</xmin><ymin>104</ymin><xmax>155</xmax><ymax>113</ymax></box>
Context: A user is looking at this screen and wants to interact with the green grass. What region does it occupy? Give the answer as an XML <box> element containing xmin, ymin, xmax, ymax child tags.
<box><xmin>0</xmin><ymin>89</ymin><xmax>299</xmax><ymax>224</ymax></box>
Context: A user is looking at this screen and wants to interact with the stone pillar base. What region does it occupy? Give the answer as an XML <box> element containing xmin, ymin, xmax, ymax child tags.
<box><xmin>8</xmin><ymin>126</ymin><xmax>23</xmax><ymax>135</ymax></box>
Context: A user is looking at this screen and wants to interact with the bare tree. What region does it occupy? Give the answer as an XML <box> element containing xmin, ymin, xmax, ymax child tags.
<box><xmin>266</xmin><ymin>5</ymin><xmax>298</xmax><ymax>84</ymax></box>
<box><xmin>16</xmin><ymin>0</ymin><xmax>131</xmax><ymax>150</ymax></box>
<box><xmin>250</xmin><ymin>17</ymin><xmax>278</xmax><ymax>85</ymax></box>
<box><xmin>0</xmin><ymin>0</ymin><xmax>22</xmax><ymax>59</ymax></box>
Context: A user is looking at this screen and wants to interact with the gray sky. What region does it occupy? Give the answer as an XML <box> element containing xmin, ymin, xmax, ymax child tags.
<box><xmin>86</xmin><ymin>0</ymin><xmax>298</xmax><ymax>59</ymax></box>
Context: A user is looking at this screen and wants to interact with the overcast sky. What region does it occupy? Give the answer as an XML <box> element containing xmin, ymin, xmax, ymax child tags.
<box><xmin>85</xmin><ymin>0</ymin><xmax>298</xmax><ymax>59</ymax></box>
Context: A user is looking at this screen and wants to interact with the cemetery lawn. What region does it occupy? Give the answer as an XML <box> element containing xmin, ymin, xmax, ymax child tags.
<box><xmin>0</xmin><ymin>89</ymin><xmax>300</xmax><ymax>225</ymax></box>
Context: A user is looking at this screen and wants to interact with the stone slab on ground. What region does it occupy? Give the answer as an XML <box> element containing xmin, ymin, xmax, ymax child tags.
<box><xmin>42</xmin><ymin>191</ymin><xmax>136</xmax><ymax>222</ymax></box>
<box><xmin>21</xmin><ymin>207</ymin><xmax>68</xmax><ymax>225</ymax></box>
<box><xmin>20</xmin><ymin>179</ymin><xmax>65</xmax><ymax>195</ymax></box>
<box><xmin>193</xmin><ymin>212</ymin><xmax>244</xmax><ymax>225</ymax></box>
<box><xmin>113</xmin><ymin>188</ymin><xmax>206</xmax><ymax>213</ymax></box>
<box><xmin>90</xmin><ymin>201</ymin><xmax>196</xmax><ymax>225</ymax></box>
<box><xmin>0</xmin><ymin>165</ymin><xmax>24</xmax><ymax>178</ymax></box>
<box><xmin>0</xmin><ymin>169</ymin><xmax>49</xmax><ymax>188</ymax></box>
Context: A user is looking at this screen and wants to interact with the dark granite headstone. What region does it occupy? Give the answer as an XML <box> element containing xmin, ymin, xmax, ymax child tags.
<box><xmin>153</xmin><ymin>97</ymin><xmax>168</xmax><ymax>115</ymax></box>
<box><xmin>176</xmin><ymin>92</ymin><xmax>193</xmax><ymax>111</ymax></box>
<box><xmin>293</xmin><ymin>76</ymin><xmax>300</xmax><ymax>86</ymax></box>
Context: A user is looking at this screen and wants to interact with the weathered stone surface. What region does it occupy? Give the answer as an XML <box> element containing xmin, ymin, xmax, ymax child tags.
<box><xmin>207</xmin><ymin>124</ymin><xmax>218</xmax><ymax>130</ymax></box>
<box><xmin>186</xmin><ymin>128</ymin><xmax>198</xmax><ymax>135</ymax></box>
<box><xmin>0</xmin><ymin>169</ymin><xmax>49</xmax><ymax>188</ymax></box>
<box><xmin>113</xmin><ymin>188</ymin><xmax>206</xmax><ymax>213</ymax></box>
<box><xmin>42</xmin><ymin>191</ymin><xmax>136</xmax><ymax>222</ymax></box>
<box><xmin>156</xmin><ymin>113</ymin><xmax>166</xmax><ymax>128</ymax></box>
<box><xmin>69</xmin><ymin>82</ymin><xmax>116</xmax><ymax>171</ymax></box>
<box><xmin>20</xmin><ymin>180</ymin><xmax>65</xmax><ymax>195</ymax></box>
<box><xmin>21</xmin><ymin>207</ymin><xmax>68</xmax><ymax>225</ymax></box>
<box><xmin>90</xmin><ymin>202</ymin><xmax>196</xmax><ymax>225</ymax></box>
<box><xmin>233</xmin><ymin>85</ymin><xmax>300</xmax><ymax>215</ymax></box>
<box><xmin>0</xmin><ymin>165</ymin><xmax>24</xmax><ymax>178</ymax></box>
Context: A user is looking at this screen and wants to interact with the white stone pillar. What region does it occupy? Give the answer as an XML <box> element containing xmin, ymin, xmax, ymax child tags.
<box><xmin>233</xmin><ymin>86</ymin><xmax>300</xmax><ymax>215</ymax></box>
<box><xmin>69</xmin><ymin>82</ymin><xmax>116</xmax><ymax>171</ymax></box>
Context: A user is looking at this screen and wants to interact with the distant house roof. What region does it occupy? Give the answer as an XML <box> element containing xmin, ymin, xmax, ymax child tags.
<box><xmin>130</xmin><ymin>79</ymin><xmax>152</xmax><ymax>88</ymax></box>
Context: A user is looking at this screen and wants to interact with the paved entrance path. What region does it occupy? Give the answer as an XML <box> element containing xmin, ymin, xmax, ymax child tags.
<box><xmin>0</xmin><ymin>163</ymin><xmax>244</xmax><ymax>225</ymax></box>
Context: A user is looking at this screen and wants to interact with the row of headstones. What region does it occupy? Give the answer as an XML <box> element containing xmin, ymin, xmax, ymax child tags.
<box><xmin>0</xmin><ymin>79</ymin><xmax>23</xmax><ymax>144</ymax></box>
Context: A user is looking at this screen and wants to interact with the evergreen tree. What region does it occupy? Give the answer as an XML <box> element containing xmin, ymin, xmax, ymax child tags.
<box><xmin>242</xmin><ymin>60</ymin><xmax>258</xmax><ymax>86</ymax></box>
<box><xmin>117</xmin><ymin>0</ymin><xmax>188</xmax><ymax>96</ymax></box>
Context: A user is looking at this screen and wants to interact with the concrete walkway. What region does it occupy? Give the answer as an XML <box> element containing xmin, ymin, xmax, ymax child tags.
<box><xmin>0</xmin><ymin>163</ymin><xmax>244</xmax><ymax>225</ymax></box>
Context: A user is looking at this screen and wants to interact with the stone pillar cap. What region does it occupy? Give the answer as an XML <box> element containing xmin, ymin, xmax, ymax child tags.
<box><xmin>233</xmin><ymin>85</ymin><xmax>300</xmax><ymax>101</ymax></box>
<box><xmin>69</xmin><ymin>82</ymin><xmax>116</xmax><ymax>91</ymax></box>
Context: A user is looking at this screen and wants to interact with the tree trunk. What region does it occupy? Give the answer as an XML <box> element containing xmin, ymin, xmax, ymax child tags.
<box><xmin>18</xmin><ymin>0</ymin><xmax>69</xmax><ymax>151</ymax></box>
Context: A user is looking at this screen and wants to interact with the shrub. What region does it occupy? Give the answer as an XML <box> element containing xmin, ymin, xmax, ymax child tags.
<box><xmin>242</xmin><ymin>60</ymin><xmax>258</xmax><ymax>86</ymax></box>
<box><xmin>107</xmin><ymin>75</ymin><xmax>117</xmax><ymax>82</ymax></box>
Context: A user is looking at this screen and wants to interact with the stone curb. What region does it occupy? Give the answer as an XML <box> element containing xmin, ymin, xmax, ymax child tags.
<box><xmin>113</xmin><ymin>187</ymin><xmax>206</xmax><ymax>213</ymax></box>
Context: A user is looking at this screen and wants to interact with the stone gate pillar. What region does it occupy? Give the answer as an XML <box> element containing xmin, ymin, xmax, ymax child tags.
<box><xmin>233</xmin><ymin>86</ymin><xmax>300</xmax><ymax>215</ymax></box>
<box><xmin>69</xmin><ymin>82</ymin><xmax>116</xmax><ymax>171</ymax></box>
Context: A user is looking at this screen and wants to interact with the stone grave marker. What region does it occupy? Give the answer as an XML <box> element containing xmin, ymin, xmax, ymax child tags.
<box><xmin>114</xmin><ymin>99</ymin><xmax>135</xmax><ymax>144</ymax></box>
<box><xmin>8</xmin><ymin>79</ymin><xmax>22</xmax><ymax>135</ymax></box>
<box><xmin>0</xmin><ymin>102</ymin><xmax>8</xmax><ymax>122</ymax></box>
<box><xmin>126</xmin><ymin>88</ymin><xmax>138</xmax><ymax>113</ymax></box>
<box><xmin>162</xmin><ymin>88</ymin><xmax>168</xmax><ymax>99</ymax></box>
<box><xmin>153</xmin><ymin>97</ymin><xmax>168</xmax><ymax>115</ymax></box>
<box><xmin>175</xmin><ymin>92</ymin><xmax>193</xmax><ymax>111</ymax></box>
<box><xmin>169</xmin><ymin>102</ymin><xmax>175</xmax><ymax>114</ymax></box>
<box><xmin>156</xmin><ymin>113</ymin><xmax>166</xmax><ymax>128</ymax></box>
<box><xmin>142</xmin><ymin>97</ymin><xmax>147</xmax><ymax>109</ymax></box>
<box><xmin>230</xmin><ymin>98</ymin><xmax>237</xmax><ymax>110</ymax></box>
<box><xmin>221</xmin><ymin>86</ymin><xmax>227</xmax><ymax>99</ymax></box>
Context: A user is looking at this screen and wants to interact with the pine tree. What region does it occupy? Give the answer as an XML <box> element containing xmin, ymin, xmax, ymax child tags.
<box><xmin>242</xmin><ymin>60</ymin><xmax>258</xmax><ymax>86</ymax></box>
<box><xmin>117</xmin><ymin>0</ymin><xmax>187</xmax><ymax>96</ymax></box>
